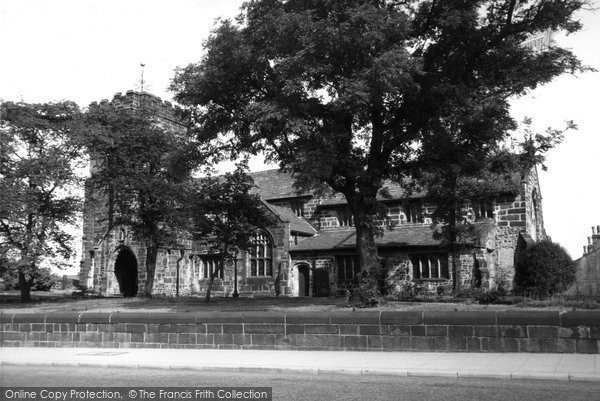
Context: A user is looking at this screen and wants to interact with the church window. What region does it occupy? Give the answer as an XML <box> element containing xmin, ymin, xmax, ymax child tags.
<box><xmin>474</xmin><ymin>199</ymin><xmax>494</xmax><ymax>219</ymax></box>
<box><xmin>531</xmin><ymin>190</ymin><xmax>538</xmax><ymax>222</ymax></box>
<box><xmin>411</xmin><ymin>254</ymin><xmax>449</xmax><ymax>280</ymax></box>
<box><xmin>336</xmin><ymin>255</ymin><xmax>360</xmax><ymax>282</ymax></box>
<box><xmin>291</xmin><ymin>201</ymin><xmax>304</xmax><ymax>217</ymax></box>
<box><xmin>404</xmin><ymin>203</ymin><xmax>423</xmax><ymax>223</ymax></box>
<box><xmin>338</xmin><ymin>207</ymin><xmax>354</xmax><ymax>227</ymax></box>
<box><xmin>249</xmin><ymin>232</ymin><xmax>273</xmax><ymax>277</ymax></box>
<box><xmin>198</xmin><ymin>254</ymin><xmax>223</xmax><ymax>279</ymax></box>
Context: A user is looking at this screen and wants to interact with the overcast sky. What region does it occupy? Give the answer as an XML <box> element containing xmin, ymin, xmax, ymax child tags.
<box><xmin>1</xmin><ymin>0</ymin><xmax>598</xmax><ymax>260</ymax></box>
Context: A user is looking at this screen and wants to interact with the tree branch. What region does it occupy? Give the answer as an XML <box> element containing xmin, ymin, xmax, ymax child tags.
<box><xmin>506</xmin><ymin>0</ymin><xmax>518</xmax><ymax>27</ymax></box>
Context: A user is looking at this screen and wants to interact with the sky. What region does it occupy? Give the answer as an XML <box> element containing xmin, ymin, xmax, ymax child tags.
<box><xmin>1</xmin><ymin>0</ymin><xmax>598</xmax><ymax>262</ymax></box>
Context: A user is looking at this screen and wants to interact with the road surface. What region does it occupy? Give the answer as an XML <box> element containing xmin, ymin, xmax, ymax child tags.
<box><xmin>1</xmin><ymin>365</ymin><xmax>599</xmax><ymax>401</ymax></box>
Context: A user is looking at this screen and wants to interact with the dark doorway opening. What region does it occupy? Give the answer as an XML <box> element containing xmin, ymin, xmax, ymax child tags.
<box><xmin>114</xmin><ymin>247</ymin><xmax>138</xmax><ymax>297</ymax></box>
<box><xmin>297</xmin><ymin>264</ymin><xmax>310</xmax><ymax>296</ymax></box>
<box><xmin>472</xmin><ymin>255</ymin><xmax>482</xmax><ymax>289</ymax></box>
<box><xmin>313</xmin><ymin>268</ymin><xmax>330</xmax><ymax>297</ymax></box>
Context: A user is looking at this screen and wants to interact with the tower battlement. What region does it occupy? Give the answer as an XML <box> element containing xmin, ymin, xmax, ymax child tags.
<box><xmin>89</xmin><ymin>90</ymin><xmax>185</xmax><ymax>133</ymax></box>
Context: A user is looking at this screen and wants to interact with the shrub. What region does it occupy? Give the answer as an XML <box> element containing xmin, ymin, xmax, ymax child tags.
<box><xmin>395</xmin><ymin>281</ymin><xmax>418</xmax><ymax>301</ymax></box>
<box><xmin>347</xmin><ymin>287</ymin><xmax>378</xmax><ymax>307</ymax></box>
<box><xmin>0</xmin><ymin>266</ymin><xmax>57</xmax><ymax>291</ymax></box>
<box><xmin>32</xmin><ymin>268</ymin><xmax>57</xmax><ymax>291</ymax></box>
<box><xmin>514</xmin><ymin>240</ymin><xmax>575</xmax><ymax>299</ymax></box>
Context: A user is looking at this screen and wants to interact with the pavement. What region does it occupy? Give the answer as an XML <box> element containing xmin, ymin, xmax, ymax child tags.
<box><xmin>1</xmin><ymin>347</ymin><xmax>599</xmax><ymax>382</ymax></box>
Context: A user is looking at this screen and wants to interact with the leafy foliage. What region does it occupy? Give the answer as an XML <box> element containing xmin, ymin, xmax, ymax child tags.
<box><xmin>514</xmin><ymin>240</ymin><xmax>576</xmax><ymax>298</ymax></box>
<box><xmin>0</xmin><ymin>101</ymin><xmax>84</xmax><ymax>301</ymax></box>
<box><xmin>1</xmin><ymin>265</ymin><xmax>57</xmax><ymax>291</ymax></box>
<box><xmin>190</xmin><ymin>162</ymin><xmax>277</xmax><ymax>301</ymax></box>
<box><xmin>171</xmin><ymin>0</ymin><xmax>589</xmax><ymax>295</ymax></box>
<box><xmin>82</xmin><ymin>102</ymin><xmax>196</xmax><ymax>297</ymax></box>
<box><xmin>403</xmin><ymin>0</ymin><xmax>587</xmax><ymax>288</ymax></box>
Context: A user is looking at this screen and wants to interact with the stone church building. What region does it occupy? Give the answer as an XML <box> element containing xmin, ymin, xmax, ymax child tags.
<box><xmin>79</xmin><ymin>91</ymin><xmax>547</xmax><ymax>298</ymax></box>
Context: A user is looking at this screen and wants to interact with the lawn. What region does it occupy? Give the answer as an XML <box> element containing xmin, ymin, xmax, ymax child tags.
<box><xmin>1</xmin><ymin>290</ymin><xmax>597</xmax><ymax>314</ymax></box>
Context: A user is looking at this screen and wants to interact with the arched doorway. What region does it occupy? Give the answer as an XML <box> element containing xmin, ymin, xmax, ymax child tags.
<box><xmin>297</xmin><ymin>264</ymin><xmax>310</xmax><ymax>296</ymax></box>
<box><xmin>114</xmin><ymin>247</ymin><xmax>138</xmax><ymax>297</ymax></box>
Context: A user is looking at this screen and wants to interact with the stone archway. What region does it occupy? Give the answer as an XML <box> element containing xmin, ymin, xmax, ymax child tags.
<box><xmin>114</xmin><ymin>247</ymin><xmax>138</xmax><ymax>297</ymax></box>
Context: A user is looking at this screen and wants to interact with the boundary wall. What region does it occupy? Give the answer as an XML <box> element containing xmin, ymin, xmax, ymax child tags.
<box><xmin>1</xmin><ymin>310</ymin><xmax>599</xmax><ymax>353</ymax></box>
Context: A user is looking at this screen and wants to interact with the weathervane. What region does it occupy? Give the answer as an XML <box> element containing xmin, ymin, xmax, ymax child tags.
<box><xmin>140</xmin><ymin>63</ymin><xmax>146</xmax><ymax>93</ymax></box>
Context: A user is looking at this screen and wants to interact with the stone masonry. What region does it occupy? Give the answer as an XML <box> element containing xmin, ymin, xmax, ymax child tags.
<box><xmin>2</xmin><ymin>310</ymin><xmax>599</xmax><ymax>353</ymax></box>
<box><xmin>79</xmin><ymin>91</ymin><xmax>548</xmax><ymax>299</ymax></box>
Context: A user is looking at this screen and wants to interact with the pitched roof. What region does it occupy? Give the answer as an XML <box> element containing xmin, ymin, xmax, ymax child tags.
<box><xmin>290</xmin><ymin>230</ymin><xmax>357</xmax><ymax>252</ymax></box>
<box><xmin>249</xmin><ymin>169</ymin><xmax>424</xmax><ymax>203</ymax></box>
<box><xmin>319</xmin><ymin>180</ymin><xmax>425</xmax><ymax>206</ymax></box>
<box><xmin>290</xmin><ymin>225</ymin><xmax>441</xmax><ymax>252</ymax></box>
<box><xmin>249</xmin><ymin>170</ymin><xmax>311</xmax><ymax>200</ymax></box>
<box><xmin>265</xmin><ymin>204</ymin><xmax>317</xmax><ymax>236</ymax></box>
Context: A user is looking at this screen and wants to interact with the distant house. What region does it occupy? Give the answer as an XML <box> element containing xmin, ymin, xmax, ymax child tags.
<box><xmin>567</xmin><ymin>226</ymin><xmax>600</xmax><ymax>296</ymax></box>
<box><xmin>78</xmin><ymin>91</ymin><xmax>547</xmax><ymax>297</ymax></box>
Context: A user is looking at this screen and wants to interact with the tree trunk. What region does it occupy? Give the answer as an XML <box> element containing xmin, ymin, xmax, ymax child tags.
<box><xmin>205</xmin><ymin>257</ymin><xmax>222</xmax><ymax>303</ymax></box>
<box><xmin>18</xmin><ymin>248</ymin><xmax>34</xmax><ymax>302</ymax></box>
<box><xmin>18</xmin><ymin>271</ymin><xmax>32</xmax><ymax>303</ymax></box>
<box><xmin>204</xmin><ymin>271</ymin><xmax>216</xmax><ymax>303</ymax></box>
<box><xmin>233</xmin><ymin>251</ymin><xmax>239</xmax><ymax>298</ymax></box>
<box><xmin>350</xmin><ymin>194</ymin><xmax>384</xmax><ymax>295</ymax></box>
<box><xmin>176</xmin><ymin>249</ymin><xmax>185</xmax><ymax>297</ymax></box>
<box><xmin>449</xmin><ymin>207</ymin><xmax>459</xmax><ymax>292</ymax></box>
<box><xmin>205</xmin><ymin>247</ymin><xmax>227</xmax><ymax>302</ymax></box>
<box><xmin>142</xmin><ymin>242</ymin><xmax>158</xmax><ymax>297</ymax></box>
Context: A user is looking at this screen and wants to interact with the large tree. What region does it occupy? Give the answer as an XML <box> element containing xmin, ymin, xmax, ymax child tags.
<box><xmin>82</xmin><ymin>102</ymin><xmax>195</xmax><ymax>297</ymax></box>
<box><xmin>171</xmin><ymin>0</ymin><xmax>589</xmax><ymax>294</ymax></box>
<box><xmin>0</xmin><ymin>101</ymin><xmax>84</xmax><ymax>302</ymax></box>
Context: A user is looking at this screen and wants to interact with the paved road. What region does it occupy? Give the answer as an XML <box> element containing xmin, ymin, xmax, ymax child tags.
<box><xmin>1</xmin><ymin>365</ymin><xmax>599</xmax><ymax>401</ymax></box>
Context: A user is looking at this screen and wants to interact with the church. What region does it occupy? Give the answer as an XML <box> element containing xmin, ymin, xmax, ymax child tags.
<box><xmin>78</xmin><ymin>91</ymin><xmax>546</xmax><ymax>298</ymax></box>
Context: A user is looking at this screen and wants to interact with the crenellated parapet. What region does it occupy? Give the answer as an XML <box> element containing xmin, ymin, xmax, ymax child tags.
<box><xmin>89</xmin><ymin>90</ymin><xmax>185</xmax><ymax>133</ymax></box>
<box><xmin>81</xmin><ymin>90</ymin><xmax>187</xmax><ymax>295</ymax></box>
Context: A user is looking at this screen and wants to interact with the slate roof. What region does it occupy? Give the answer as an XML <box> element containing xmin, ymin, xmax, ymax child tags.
<box><xmin>249</xmin><ymin>170</ymin><xmax>311</xmax><ymax>200</ymax></box>
<box><xmin>289</xmin><ymin>230</ymin><xmax>357</xmax><ymax>252</ymax></box>
<box><xmin>249</xmin><ymin>169</ymin><xmax>424</xmax><ymax>203</ymax></box>
<box><xmin>265</xmin><ymin>203</ymin><xmax>317</xmax><ymax>236</ymax></box>
<box><xmin>319</xmin><ymin>180</ymin><xmax>425</xmax><ymax>206</ymax></box>
<box><xmin>290</xmin><ymin>225</ymin><xmax>441</xmax><ymax>252</ymax></box>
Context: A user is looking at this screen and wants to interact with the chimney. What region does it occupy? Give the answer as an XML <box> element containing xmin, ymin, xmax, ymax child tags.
<box><xmin>581</xmin><ymin>225</ymin><xmax>600</xmax><ymax>255</ymax></box>
<box><xmin>592</xmin><ymin>225</ymin><xmax>600</xmax><ymax>247</ymax></box>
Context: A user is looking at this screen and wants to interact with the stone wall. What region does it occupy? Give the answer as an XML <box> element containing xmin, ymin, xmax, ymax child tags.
<box><xmin>290</xmin><ymin>255</ymin><xmax>336</xmax><ymax>296</ymax></box>
<box><xmin>150</xmin><ymin>225</ymin><xmax>289</xmax><ymax>298</ymax></box>
<box><xmin>81</xmin><ymin>224</ymin><xmax>288</xmax><ymax>298</ymax></box>
<box><xmin>2</xmin><ymin>310</ymin><xmax>598</xmax><ymax>354</ymax></box>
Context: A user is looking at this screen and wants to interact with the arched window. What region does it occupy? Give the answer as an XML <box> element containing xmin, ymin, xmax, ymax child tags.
<box><xmin>249</xmin><ymin>232</ymin><xmax>273</xmax><ymax>277</ymax></box>
<box><xmin>531</xmin><ymin>190</ymin><xmax>538</xmax><ymax>224</ymax></box>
